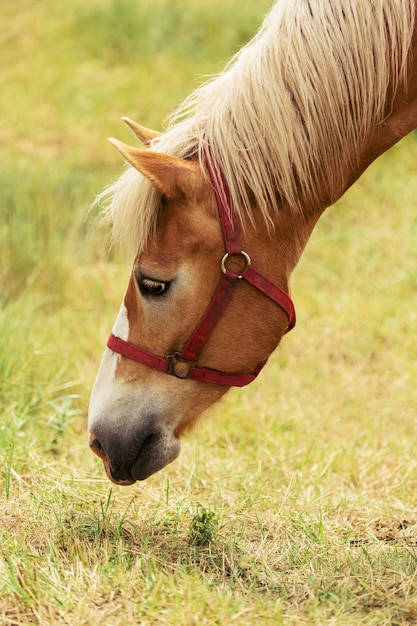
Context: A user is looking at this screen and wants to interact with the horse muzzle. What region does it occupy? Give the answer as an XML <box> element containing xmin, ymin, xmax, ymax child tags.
<box><xmin>88</xmin><ymin>422</ymin><xmax>181</xmax><ymax>484</ymax></box>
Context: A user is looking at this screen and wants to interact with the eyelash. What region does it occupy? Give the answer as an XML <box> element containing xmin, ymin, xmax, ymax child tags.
<box><xmin>138</xmin><ymin>276</ymin><xmax>171</xmax><ymax>297</ymax></box>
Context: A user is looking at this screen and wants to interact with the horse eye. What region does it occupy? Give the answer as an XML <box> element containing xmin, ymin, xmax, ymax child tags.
<box><xmin>138</xmin><ymin>276</ymin><xmax>170</xmax><ymax>297</ymax></box>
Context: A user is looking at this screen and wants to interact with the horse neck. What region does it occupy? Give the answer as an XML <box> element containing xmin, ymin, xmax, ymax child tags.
<box><xmin>322</xmin><ymin>31</ymin><xmax>417</xmax><ymax>211</ymax></box>
<box><xmin>359</xmin><ymin>81</ymin><xmax>417</xmax><ymax>180</ymax></box>
<box><xmin>249</xmin><ymin>51</ymin><xmax>417</xmax><ymax>289</ymax></box>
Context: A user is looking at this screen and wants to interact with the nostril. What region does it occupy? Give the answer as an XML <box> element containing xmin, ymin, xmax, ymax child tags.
<box><xmin>89</xmin><ymin>433</ymin><xmax>107</xmax><ymax>461</ymax></box>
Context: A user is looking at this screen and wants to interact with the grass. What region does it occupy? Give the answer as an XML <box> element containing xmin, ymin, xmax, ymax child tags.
<box><xmin>1</xmin><ymin>0</ymin><xmax>417</xmax><ymax>623</ymax></box>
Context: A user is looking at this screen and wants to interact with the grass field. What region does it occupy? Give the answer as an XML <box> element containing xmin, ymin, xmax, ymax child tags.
<box><xmin>1</xmin><ymin>1</ymin><xmax>417</xmax><ymax>624</ymax></box>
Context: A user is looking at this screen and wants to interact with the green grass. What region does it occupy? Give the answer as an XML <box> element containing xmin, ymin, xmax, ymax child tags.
<box><xmin>1</xmin><ymin>1</ymin><xmax>417</xmax><ymax>624</ymax></box>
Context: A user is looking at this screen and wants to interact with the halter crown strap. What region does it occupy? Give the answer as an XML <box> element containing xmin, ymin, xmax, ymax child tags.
<box><xmin>207</xmin><ymin>157</ymin><xmax>241</xmax><ymax>255</ymax></box>
<box><xmin>106</xmin><ymin>155</ymin><xmax>296</xmax><ymax>387</ymax></box>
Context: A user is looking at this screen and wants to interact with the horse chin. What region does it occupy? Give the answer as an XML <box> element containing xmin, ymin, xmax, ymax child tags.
<box><xmin>131</xmin><ymin>433</ymin><xmax>181</xmax><ymax>481</ymax></box>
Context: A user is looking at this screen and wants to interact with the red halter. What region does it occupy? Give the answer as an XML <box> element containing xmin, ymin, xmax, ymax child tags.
<box><xmin>106</xmin><ymin>157</ymin><xmax>296</xmax><ymax>387</ymax></box>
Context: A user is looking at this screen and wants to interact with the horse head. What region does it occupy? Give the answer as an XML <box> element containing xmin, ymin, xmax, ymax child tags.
<box><xmin>88</xmin><ymin>129</ymin><xmax>302</xmax><ymax>484</ymax></box>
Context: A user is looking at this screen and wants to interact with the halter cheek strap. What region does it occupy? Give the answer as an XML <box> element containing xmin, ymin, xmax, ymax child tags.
<box><xmin>106</xmin><ymin>157</ymin><xmax>296</xmax><ymax>387</ymax></box>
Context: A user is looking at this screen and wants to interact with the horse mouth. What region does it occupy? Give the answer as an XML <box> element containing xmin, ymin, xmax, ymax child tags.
<box><xmin>107</xmin><ymin>466</ymin><xmax>137</xmax><ymax>486</ymax></box>
<box><xmin>89</xmin><ymin>431</ymin><xmax>181</xmax><ymax>485</ymax></box>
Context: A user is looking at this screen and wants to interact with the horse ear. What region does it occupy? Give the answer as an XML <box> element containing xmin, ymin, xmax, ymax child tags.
<box><xmin>108</xmin><ymin>138</ymin><xmax>200</xmax><ymax>199</ymax></box>
<box><xmin>121</xmin><ymin>117</ymin><xmax>161</xmax><ymax>146</ymax></box>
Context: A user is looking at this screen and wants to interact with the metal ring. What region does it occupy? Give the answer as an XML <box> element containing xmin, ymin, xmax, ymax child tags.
<box><xmin>221</xmin><ymin>251</ymin><xmax>252</xmax><ymax>279</ymax></box>
<box><xmin>166</xmin><ymin>352</ymin><xmax>195</xmax><ymax>379</ymax></box>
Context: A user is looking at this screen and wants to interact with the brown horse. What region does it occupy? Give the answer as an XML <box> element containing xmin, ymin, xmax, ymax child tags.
<box><xmin>89</xmin><ymin>0</ymin><xmax>417</xmax><ymax>485</ymax></box>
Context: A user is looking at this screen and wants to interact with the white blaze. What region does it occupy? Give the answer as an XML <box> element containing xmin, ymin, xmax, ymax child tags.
<box><xmin>112</xmin><ymin>301</ymin><xmax>130</xmax><ymax>341</ymax></box>
<box><xmin>88</xmin><ymin>302</ymin><xmax>130</xmax><ymax>427</ymax></box>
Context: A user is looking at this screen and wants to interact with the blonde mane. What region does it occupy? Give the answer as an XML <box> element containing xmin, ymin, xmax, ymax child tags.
<box><xmin>98</xmin><ymin>0</ymin><xmax>415</xmax><ymax>258</ymax></box>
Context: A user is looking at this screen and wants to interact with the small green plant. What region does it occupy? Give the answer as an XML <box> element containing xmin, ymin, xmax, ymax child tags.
<box><xmin>189</xmin><ymin>506</ymin><xmax>218</xmax><ymax>545</ymax></box>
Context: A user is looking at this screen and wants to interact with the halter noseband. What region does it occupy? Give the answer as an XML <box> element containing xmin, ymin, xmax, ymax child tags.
<box><xmin>106</xmin><ymin>157</ymin><xmax>296</xmax><ymax>387</ymax></box>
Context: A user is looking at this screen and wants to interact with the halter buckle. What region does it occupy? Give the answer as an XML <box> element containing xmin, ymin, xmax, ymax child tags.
<box><xmin>166</xmin><ymin>352</ymin><xmax>196</xmax><ymax>379</ymax></box>
<box><xmin>221</xmin><ymin>251</ymin><xmax>251</xmax><ymax>279</ymax></box>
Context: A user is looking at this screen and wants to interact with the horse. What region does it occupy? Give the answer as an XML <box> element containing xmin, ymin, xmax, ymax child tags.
<box><xmin>88</xmin><ymin>0</ymin><xmax>417</xmax><ymax>485</ymax></box>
